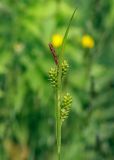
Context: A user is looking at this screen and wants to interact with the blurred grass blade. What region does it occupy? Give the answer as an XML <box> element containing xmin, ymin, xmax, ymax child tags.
<box><xmin>60</xmin><ymin>8</ymin><xmax>77</xmax><ymax>58</ymax></box>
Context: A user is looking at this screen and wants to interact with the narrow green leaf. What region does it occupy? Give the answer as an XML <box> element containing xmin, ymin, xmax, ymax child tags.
<box><xmin>60</xmin><ymin>8</ymin><xmax>77</xmax><ymax>59</ymax></box>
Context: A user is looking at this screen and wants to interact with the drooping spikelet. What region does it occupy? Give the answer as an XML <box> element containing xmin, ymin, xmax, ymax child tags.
<box><xmin>48</xmin><ymin>67</ymin><xmax>57</xmax><ymax>87</ymax></box>
<box><xmin>61</xmin><ymin>93</ymin><xmax>72</xmax><ymax>123</ymax></box>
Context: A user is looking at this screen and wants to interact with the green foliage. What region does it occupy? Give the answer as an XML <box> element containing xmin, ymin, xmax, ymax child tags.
<box><xmin>0</xmin><ymin>0</ymin><xmax>114</xmax><ymax>160</ymax></box>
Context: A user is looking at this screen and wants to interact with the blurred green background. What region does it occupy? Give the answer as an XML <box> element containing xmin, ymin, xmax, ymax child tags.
<box><xmin>0</xmin><ymin>0</ymin><xmax>114</xmax><ymax>160</ymax></box>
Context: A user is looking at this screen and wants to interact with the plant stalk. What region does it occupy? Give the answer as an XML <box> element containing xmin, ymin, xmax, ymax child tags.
<box><xmin>55</xmin><ymin>9</ymin><xmax>77</xmax><ymax>160</ymax></box>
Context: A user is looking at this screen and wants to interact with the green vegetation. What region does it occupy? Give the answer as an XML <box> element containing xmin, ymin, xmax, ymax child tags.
<box><xmin>0</xmin><ymin>0</ymin><xmax>114</xmax><ymax>160</ymax></box>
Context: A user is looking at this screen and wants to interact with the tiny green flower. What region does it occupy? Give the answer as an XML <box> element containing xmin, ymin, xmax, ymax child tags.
<box><xmin>61</xmin><ymin>93</ymin><xmax>72</xmax><ymax>123</ymax></box>
<box><xmin>48</xmin><ymin>67</ymin><xmax>57</xmax><ymax>87</ymax></box>
<box><xmin>61</xmin><ymin>60</ymin><xmax>69</xmax><ymax>77</ymax></box>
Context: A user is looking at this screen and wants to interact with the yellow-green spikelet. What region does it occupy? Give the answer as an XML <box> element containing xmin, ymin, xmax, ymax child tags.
<box><xmin>61</xmin><ymin>60</ymin><xmax>69</xmax><ymax>77</ymax></box>
<box><xmin>61</xmin><ymin>93</ymin><xmax>72</xmax><ymax>123</ymax></box>
<box><xmin>49</xmin><ymin>67</ymin><xmax>57</xmax><ymax>87</ymax></box>
<box><xmin>48</xmin><ymin>60</ymin><xmax>69</xmax><ymax>87</ymax></box>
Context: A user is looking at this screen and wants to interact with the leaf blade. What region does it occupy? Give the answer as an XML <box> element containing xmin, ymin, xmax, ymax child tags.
<box><xmin>60</xmin><ymin>8</ymin><xmax>77</xmax><ymax>59</ymax></box>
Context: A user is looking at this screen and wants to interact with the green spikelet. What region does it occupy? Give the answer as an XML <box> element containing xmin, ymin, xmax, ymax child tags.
<box><xmin>48</xmin><ymin>60</ymin><xmax>69</xmax><ymax>88</ymax></box>
<box><xmin>61</xmin><ymin>93</ymin><xmax>72</xmax><ymax>123</ymax></box>
<box><xmin>61</xmin><ymin>60</ymin><xmax>69</xmax><ymax>77</ymax></box>
<box><xmin>48</xmin><ymin>67</ymin><xmax>57</xmax><ymax>87</ymax></box>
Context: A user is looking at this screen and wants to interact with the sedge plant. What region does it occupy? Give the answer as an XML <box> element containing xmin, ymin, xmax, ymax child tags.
<box><xmin>48</xmin><ymin>9</ymin><xmax>77</xmax><ymax>160</ymax></box>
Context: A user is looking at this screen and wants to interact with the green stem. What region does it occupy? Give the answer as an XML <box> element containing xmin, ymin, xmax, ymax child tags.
<box><xmin>56</xmin><ymin>65</ymin><xmax>62</xmax><ymax>160</ymax></box>
<box><xmin>55</xmin><ymin>9</ymin><xmax>77</xmax><ymax>160</ymax></box>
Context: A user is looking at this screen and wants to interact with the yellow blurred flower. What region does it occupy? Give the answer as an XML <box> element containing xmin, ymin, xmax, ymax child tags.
<box><xmin>52</xmin><ymin>34</ymin><xmax>63</xmax><ymax>48</ymax></box>
<box><xmin>81</xmin><ymin>35</ymin><xmax>95</xmax><ymax>48</ymax></box>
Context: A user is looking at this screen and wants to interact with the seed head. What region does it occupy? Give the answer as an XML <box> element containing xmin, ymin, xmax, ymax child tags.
<box><xmin>48</xmin><ymin>67</ymin><xmax>58</xmax><ymax>87</ymax></box>
<box><xmin>61</xmin><ymin>60</ymin><xmax>69</xmax><ymax>77</ymax></box>
<box><xmin>61</xmin><ymin>93</ymin><xmax>72</xmax><ymax>123</ymax></box>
